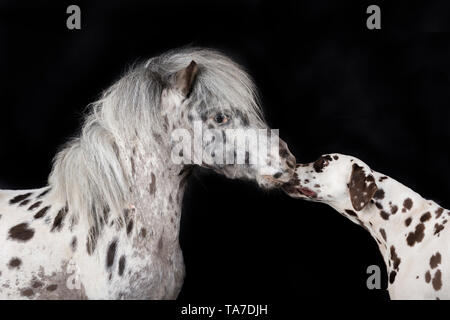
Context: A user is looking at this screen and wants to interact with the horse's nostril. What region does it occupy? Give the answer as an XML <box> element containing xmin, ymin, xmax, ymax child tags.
<box><xmin>273</xmin><ymin>172</ymin><xmax>283</xmax><ymax>179</ymax></box>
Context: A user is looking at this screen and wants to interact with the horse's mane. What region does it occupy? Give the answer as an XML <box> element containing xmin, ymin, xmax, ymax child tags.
<box><xmin>48</xmin><ymin>47</ymin><xmax>263</xmax><ymax>230</ymax></box>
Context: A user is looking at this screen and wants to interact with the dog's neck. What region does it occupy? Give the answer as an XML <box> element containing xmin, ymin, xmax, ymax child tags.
<box><xmin>333</xmin><ymin>173</ymin><xmax>432</xmax><ymax>258</ymax></box>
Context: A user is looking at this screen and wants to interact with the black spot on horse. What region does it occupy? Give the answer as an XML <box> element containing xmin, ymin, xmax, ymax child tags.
<box><xmin>127</xmin><ymin>219</ymin><xmax>134</xmax><ymax>236</ymax></box>
<box><xmin>34</xmin><ymin>206</ymin><xmax>50</xmax><ymax>219</ymax></box>
<box><xmin>51</xmin><ymin>205</ymin><xmax>69</xmax><ymax>232</ymax></box>
<box><xmin>8</xmin><ymin>257</ymin><xmax>22</xmax><ymax>268</ymax></box>
<box><xmin>8</xmin><ymin>223</ymin><xmax>34</xmax><ymax>241</ymax></box>
<box><xmin>9</xmin><ymin>193</ymin><xmax>32</xmax><ymax>205</ymax></box>
<box><xmin>21</xmin><ymin>288</ymin><xmax>34</xmax><ymax>297</ymax></box>
<box><xmin>36</xmin><ymin>188</ymin><xmax>51</xmax><ymax>199</ymax></box>
<box><xmin>28</xmin><ymin>201</ymin><xmax>42</xmax><ymax>211</ymax></box>
<box><xmin>46</xmin><ymin>284</ymin><xmax>58</xmax><ymax>292</ymax></box>
<box><xmin>71</xmin><ymin>236</ymin><xmax>77</xmax><ymax>252</ymax></box>
<box><xmin>149</xmin><ymin>173</ymin><xmax>157</xmax><ymax>195</ymax></box>
<box><xmin>19</xmin><ymin>199</ymin><xmax>31</xmax><ymax>207</ymax></box>
<box><xmin>106</xmin><ymin>239</ymin><xmax>118</xmax><ymax>268</ymax></box>
<box><xmin>86</xmin><ymin>226</ymin><xmax>99</xmax><ymax>255</ymax></box>
<box><xmin>118</xmin><ymin>256</ymin><xmax>126</xmax><ymax>276</ymax></box>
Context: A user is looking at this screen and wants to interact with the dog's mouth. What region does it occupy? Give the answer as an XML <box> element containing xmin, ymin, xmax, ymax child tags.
<box><xmin>282</xmin><ymin>182</ymin><xmax>318</xmax><ymax>199</ymax></box>
<box><xmin>297</xmin><ymin>187</ymin><xmax>317</xmax><ymax>199</ymax></box>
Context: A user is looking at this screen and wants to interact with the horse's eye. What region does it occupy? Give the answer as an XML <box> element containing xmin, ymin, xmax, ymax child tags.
<box><xmin>214</xmin><ymin>113</ymin><xmax>229</xmax><ymax>124</ymax></box>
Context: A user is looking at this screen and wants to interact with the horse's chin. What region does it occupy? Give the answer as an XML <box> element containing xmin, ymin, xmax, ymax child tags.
<box><xmin>256</xmin><ymin>175</ymin><xmax>283</xmax><ymax>190</ymax></box>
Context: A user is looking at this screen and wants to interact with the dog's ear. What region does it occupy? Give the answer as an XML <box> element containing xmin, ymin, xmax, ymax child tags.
<box><xmin>348</xmin><ymin>163</ymin><xmax>378</xmax><ymax>211</ymax></box>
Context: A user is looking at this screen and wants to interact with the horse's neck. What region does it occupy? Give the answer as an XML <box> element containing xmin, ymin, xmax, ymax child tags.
<box><xmin>129</xmin><ymin>143</ymin><xmax>188</xmax><ymax>246</ymax></box>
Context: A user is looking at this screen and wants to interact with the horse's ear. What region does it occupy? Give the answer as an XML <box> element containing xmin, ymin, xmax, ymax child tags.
<box><xmin>348</xmin><ymin>163</ymin><xmax>378</xmax><ymax>211</ymax></box>
<box><xmin>174</xmin><ymin>60</ymin><xmax>198</xmax><ymax>97</ymax></box>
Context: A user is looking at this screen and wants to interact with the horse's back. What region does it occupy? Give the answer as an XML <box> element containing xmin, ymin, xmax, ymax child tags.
<box><xmin>0</xmin><ymin>187</ymin><xmax>80</xmax><ymax>299</ymax></box>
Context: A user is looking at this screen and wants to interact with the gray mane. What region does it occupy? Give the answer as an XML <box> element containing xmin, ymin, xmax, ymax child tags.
<box><xmin>48</xmin><ymin>47</ymin><xmax>264</xmax><ymax>229</ymax></box>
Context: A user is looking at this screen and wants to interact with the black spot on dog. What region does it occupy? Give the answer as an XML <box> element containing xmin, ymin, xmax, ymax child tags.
<box><xmin>375</xmin><ymin>202</ymin><xmax>383</xmax><ymax>210</ymax></box>
<box><xmin>380</xmin><ymin>228</ymin><xmax>387</xmax><ymax>241</ymax></box>
<box><xmin>8</xmin><ymin>257</ymin><xmax>21</xmax><ymax>268</ymax></box>
<box><xmin>380</xmin><ymin>211</ymin><xmax>390</xmax><ymax>220</ymax></box>
<box><xmin>118</xmin><ymin>255</ymin><xmax>126</xmax><ymax>276</ymax></box>
<box><xmin>390</xmin><ymin>205</ymin><xmax>398</xmax><ymax>214</ymax></box>
<box><xmin>389</xmin><ymin>271</ymin><xmax>397</xmax><ymax>284</ymax></box>
<box><xmin>432</xmin><ymin>270</ymin><xmax>442</xmax><ymax>291</ymax></box>
<box><xmin>313</xmin><ymin>155</ymin><xmax>332</xmax><ymax>173</ymax></box>
<box><xmin>373</xmin><ymin>189</ymin><xmax>385</xmax><ymax>200</ymax></box>
<box><xmin>8</xmin><ymin>223</ymin><xmax>34</xmax><ymax>241</ymax></box>
<box><xmin>434</xmin><ymin>223</ymin><xmax>445</xmax><ymax>235</ymax></box>
<box><xmin>390</xmin><ymin>246</ymin><xmax>401</xmax><ymax>270</ymax></box>
<box><xmin>28</xmin><ymin>201</ymin><xmax>42</xmax><ymax>211</ymax></box>
<box><xmin>51</xmin><ymin>206</ymin><xmax>68</xmax><ymax>232</ymax></box>
<box><xmin>46</xmin><ymin>284</ymin><xmax>58</xmax><ymax>292</ymax></box>
<box><xmin>402</xmin><ymin>198</ymin><xmax>413</xmax><ymax>212</ymax></box>
<box><xmin>32</xmin><ymin>281</ymin><xmax>43</xmax><ymax>288</ymax></box>
<box><xmin>405</xmin><ymin>217</ymin><xmax>412</xmax><ymax>227</ymax></box>
<box><xmin>425</xmin><ymin>271</ymin><xmax>431</xmax><ymax>283</ymax></box>
<box><xmin>106</xmin><ymin>239</ymin><xmax>118</xmax><ymax>268</ymax></box>
<box><xmin>430</xmin><ymin>252</ymin><xmax>442</xmax><ymax>269</ymax></box>
<box><xmin>379</xmin><ymin>176</ymin><xmax>388</xmax><ymax>182</ymax></box>
<box><xmin>9</xmin><ymin>193</ymin><xmax>32</xmax><ymax>205</ymax></box>
<box><xmin>34</xmin><ymin>206</ymin><xmax>50</xmax><ymax>219</ymax></box>
<box><xmin>435</xmin><ymin>208</ymin><xmax>444</xmax><ymax>219</ymax></box>
<box><xmin>406</xmin><ymin>223</ymin><xmax>425</xmax><ymax>246</ymax></box>
<box><xmin>333</xmin><ymin>155</ymin><xmax>339</xmax><ymax>160</ymax></box>
<box><xmin>344</xmin><ymin>209</ymin><xmax>357</xmax><ymax>217</ymax></box>
<box><xmin>420</xmin><ymin>212</ymin><xmax>431</xmax><ymax>222</ymax></box>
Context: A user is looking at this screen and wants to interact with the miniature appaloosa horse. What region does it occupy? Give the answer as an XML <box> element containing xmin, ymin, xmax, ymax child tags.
<box><xmin>0</xmin><ymin>48</ymin><xmax>296</xmax><ymax>299</ymax></box>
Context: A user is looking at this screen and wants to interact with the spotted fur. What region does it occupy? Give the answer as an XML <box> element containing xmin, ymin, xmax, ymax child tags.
<box><xmin>283</xmin><ymin>153</ymin><xmax>450</xmax><ymax>300</ymax></box>
<box><xmin>0</xmin><ymin>48</ymin><xmax>295</xmax><ymax>299</ymax></box>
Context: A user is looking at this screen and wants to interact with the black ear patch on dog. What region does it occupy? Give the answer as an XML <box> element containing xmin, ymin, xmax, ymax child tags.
<box><xmin>349</xmin><ymin>163</ymin><xmax>378</xmax><ymax>211</ymax></box>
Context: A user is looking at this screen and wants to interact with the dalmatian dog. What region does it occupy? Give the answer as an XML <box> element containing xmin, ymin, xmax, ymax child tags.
<box><xmin>283</xmin><ymin>153</ymin><xmax>449</xmax><ymax>300</ymax></box>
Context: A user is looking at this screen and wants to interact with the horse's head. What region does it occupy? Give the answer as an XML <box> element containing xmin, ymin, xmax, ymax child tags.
<box><xmin>156</xmin><ymin>49</ymin><xmax>295</xmax><ymax>189</ymax></box>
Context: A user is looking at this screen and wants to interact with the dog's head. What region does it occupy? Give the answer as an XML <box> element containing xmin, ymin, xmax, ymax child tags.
<box><xmin>282</xmin><ymin>154</ymin><xmax>378</xmax><ymax>212</ymax></box>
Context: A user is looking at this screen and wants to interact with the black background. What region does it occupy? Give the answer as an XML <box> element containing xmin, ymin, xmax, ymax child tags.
<box><xmin>1</xmin><ymin>0</ymin><xmax>450</xmax><ymax>308</ymax></box>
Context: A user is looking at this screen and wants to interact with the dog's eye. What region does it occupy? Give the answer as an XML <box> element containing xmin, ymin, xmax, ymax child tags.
<box><xmin>214</xmin><ymin>113</ymin><xmax>230</xmax><ymax>124</ymax></box>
